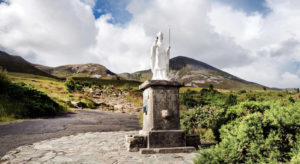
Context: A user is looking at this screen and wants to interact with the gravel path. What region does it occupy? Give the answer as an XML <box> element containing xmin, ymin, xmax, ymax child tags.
<box><xmin>0</xmin><ymin>110</ymin><xmax>140</xmax><ymax>157</ymax></box>
<box><xmin>1</xmin><ymin>131</ymin><xmax>196</xmax><ymax>164</ymax></box>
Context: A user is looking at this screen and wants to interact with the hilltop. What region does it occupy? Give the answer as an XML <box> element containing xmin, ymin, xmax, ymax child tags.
<box><xmin>35</xmin><ymin>63</ymin><xmax>116</xmax><ymax>78</ymax></box>
<box><xmin>0</xmin><ymin>51</ymin><xmax>56</xmax><ymax>78</ymax></box>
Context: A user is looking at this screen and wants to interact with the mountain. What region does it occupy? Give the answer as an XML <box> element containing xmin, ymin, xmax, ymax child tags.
<box><xmin>119</xmin><ymin>56</ymin><xmax>266</xmax><ymax>90</ymax></box>
<box><xmin>34</xmin><ymin>63</ymin><xmax>116</xmax><ymax>78</ymax></box>
<box><xmin>0</xmin><ymin>51</ymin><xmax>56</xmax><ymax>78</ymax></box>
<box><xmin>0</xmin><ymin>50</ymin><xmax>266</xmax><ymax>90</ymax></box>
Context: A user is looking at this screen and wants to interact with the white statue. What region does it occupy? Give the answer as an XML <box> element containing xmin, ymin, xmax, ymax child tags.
<box><xmin>151</xmin><ymin>32</ymin><xmax>170</xmax><ymax>80</ymax></box>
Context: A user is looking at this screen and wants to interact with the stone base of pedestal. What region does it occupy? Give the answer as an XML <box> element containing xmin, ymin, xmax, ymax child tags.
<box><xmin>125</xmin><ymin>131</ymin><xmax>200</xmax><ymax>154</ymax></box>
<box><xmin>139</xmin><ymin>147</ymin><xmax>196</xmax><ymax>154</ymax></box>
<box><xmin>125</xmin><ymin>135</ymin><xmax>147</xmax><ymax>152</ymax></box>
<box><xmin>148</xmin><ymin>130</ymin><xmax>186</xmax><ymax>148</ymax></box>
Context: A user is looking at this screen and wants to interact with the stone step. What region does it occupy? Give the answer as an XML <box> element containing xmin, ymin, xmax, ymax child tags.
<box><xmin>139</xmin><ymin>147</ymin><xmax>195</xmax><ymax>154</ymax></box>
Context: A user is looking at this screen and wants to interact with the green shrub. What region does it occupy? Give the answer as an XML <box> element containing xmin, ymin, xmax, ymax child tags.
<box><xmin>68</xmin><ymin>94</ymin><xmax>74</xmax><ymax>100</ymax></box>
<box><xmin>199</xmin><ymin>88</ymin><xmax>225</xmax><ymax>106</ymax></box>
<box><xmin>180</xmin><ymin>89</ymin><xmax>198</xmax><ymax>108</ymax></box>
<box><xmin>65</xmin><ymin>77</ymin><xmax>76</xmax><ymax>92</ymax></box>
<box><xmin>226</xmin><ymin>100</ymin><xmax>270</xmax><ymax>120</ymax></box>
<box><xmin>194</xmin><ymin>101</ymin><xmax>300</xmax><ymax>163</ymax></box>
<box><xmin>289</xmin><ymin>96</ymin><xmax>295</xmax><ymax>103</ymax></box>
<box><xmin>238</xmin><ymin>90</ymin><xmax>247</xmax><ymax>94</ymax></box>
<box><xmin>0</xmin><ymin>67</ymin><xmax>9</xmax><ymax>84</ymax></box>
<box><xmin>82</xmin><ymin>98</ymin><xmax>96</xmax><ymax>109</ymax></box>
<box><xmin>75</xmin><ymin>83</ymin><xmax>83</xmax><ymax>91</ymax></box>
<box><xmin>225</xmin><ymin>94</ymin><xmax>237</xmax><ymax>106</ymax></box>
<box><xmin>181</xmin><ymin>105</ymin><xmax>228</xmax><ymax>141</ymax></box>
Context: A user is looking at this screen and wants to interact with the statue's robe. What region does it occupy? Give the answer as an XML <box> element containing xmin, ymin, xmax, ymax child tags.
<box><xmin>151</xmin><ymin>42</ymin><xmax>170</xmax><ymax>80</ymax></box>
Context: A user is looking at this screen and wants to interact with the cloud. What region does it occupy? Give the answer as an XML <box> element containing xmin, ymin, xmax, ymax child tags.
<box><xmin>0</xmin><ymin>0</ymin><xmax>98</xmax><ymax>66</ymax></box>
<box><xmin>127</xmin><ymin>0</ymin><xmax>254</xmax><ymax>68</ymax></box>
<box><xmin>209</xmin><ymin>0</ymin><xmax>300</xmax><ymax>88</ymax></box>
<box><xmin>80</xmin><ymin>0</ymin><xmax>96</xmax><ymax>8</ymax></box>
<box><xmin>91</xmin><ymin>14</ymin><xmax>152</xmax><ymax>72</ymax></box>
<box><xmin>0</xmin><ymin>0</ymin><xmax>300</xmax><ymax>88</ymax></box>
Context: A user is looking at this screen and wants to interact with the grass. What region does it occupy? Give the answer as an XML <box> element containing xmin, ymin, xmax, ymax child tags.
<box><xmin>7</xmin><ymin>72</ymin><xmax>144</xmax><ymax>112</ymax></box>
<box><xmin>0</xmin><ymin>69</ymin><xmax>68</xmax><ymax>122</ymax></box>
<box><xmin>180</xmin><ymin>87</ymin><xmax>231</xmax><ymax>93</ymax></box>
<box><xmin>72</xmin><ymin>77</ymin><xmax>141</xmax><ymax>90</ymax></box>
<box><xmin>125</xmin><ymin>90</ymin><xmax>143</xmax><ymax>107</ymax></box>
<box><xmin>7</xmin><ymin>72</ymin><xmax>83</xmax><ymax>104</ymax></box>
<box><xmin>0</xmin><ymin>99</ymin><xmax>23</xmax><ymax>122</ymax></box>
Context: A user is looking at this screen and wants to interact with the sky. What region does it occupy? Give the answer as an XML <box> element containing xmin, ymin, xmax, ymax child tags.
<box><xmin>0</xmin><ymin>0</ymin><xmax>300</xmax><ymax>88</ymax></box>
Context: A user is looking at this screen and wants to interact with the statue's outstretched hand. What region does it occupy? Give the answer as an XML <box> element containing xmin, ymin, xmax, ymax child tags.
<box><xmin>167</xmin><ymin>46</ymin><xmax>171</xmax><ymax>52</ymax></box>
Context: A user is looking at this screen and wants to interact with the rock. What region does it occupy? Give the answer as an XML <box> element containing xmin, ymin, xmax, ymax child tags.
<box><xmin>125</xmin><ymin>135</ymin><xmax>147</xmax><ymax>152</ymax></box>
<box><xmin>71</xmin><ymin>101</ymin><xmax>86</xmax><ymax>108</ymax></box>
<box><xmin>66</xmin><ymin>100</ymin><xmax>73</xmax><ymax>107</ymax></box>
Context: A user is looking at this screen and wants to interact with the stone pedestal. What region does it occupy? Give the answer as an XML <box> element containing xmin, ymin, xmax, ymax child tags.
<box><xmin>140</xmin><ymin>80</ymin><xmax>182</xmax><ymax>134</ymax></box>
<box><xmin>125</xmin><ymin>80</ymin><xmax>200</xmax><ymax>154</ymax></box>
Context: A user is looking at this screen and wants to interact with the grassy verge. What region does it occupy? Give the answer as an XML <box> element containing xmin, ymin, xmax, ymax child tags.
<box><xmin>0</xmin><ymin>70</ymin><xmax>68</xmax><ymax>122</ymax></box>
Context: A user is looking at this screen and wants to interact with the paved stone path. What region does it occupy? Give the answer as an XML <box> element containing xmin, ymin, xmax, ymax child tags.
<box><xmin>1</xmin><ymin>131</ymin><xmax>197</xmax><ymax>164</ymax></box>
<box><xmin>0</xmin><ymin>110</ymin><xmax>140</xmax><ymax>157</ymax></box>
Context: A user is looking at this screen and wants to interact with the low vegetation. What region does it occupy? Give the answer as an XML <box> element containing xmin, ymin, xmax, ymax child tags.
<box><xmin>71</xmin><ymin>77</ymin><xmax>141</xmax><ymax>90</ymax></box>
<box><xmin>179</xmin><ymin>85</ymin><xmax>300</xmax><ymax>163</ymax></box>
<box><xmin>5</xmin><ymin>72</ymin><xmax>143</xmax><ymax>118</ymax></box>
<box><xmin>0</xmin><ymin>68</ymin><xmax>67</xmax><ymax>122</ymax></box>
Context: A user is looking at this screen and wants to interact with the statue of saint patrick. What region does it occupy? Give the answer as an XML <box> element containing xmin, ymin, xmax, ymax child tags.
<box><xmin>151</xmin><ymin>32</ymin><xmax>170</xmax><ymax>80</ymax></box>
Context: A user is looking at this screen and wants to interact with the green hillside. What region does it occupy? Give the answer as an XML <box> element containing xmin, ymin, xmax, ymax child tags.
<box><xmin>35</xmin><ymin>63</ymin><xmax>116</xmax><ymax>78</ymax></box>
<box><xmin>0</xmin><ymin>51</ymin><xmax>56</xmax><ymax>78</ymax></box>
<box><xmin>0</xmin><ymin>69</ymin><xmax>66</xmax><ymax>122</ymax></box>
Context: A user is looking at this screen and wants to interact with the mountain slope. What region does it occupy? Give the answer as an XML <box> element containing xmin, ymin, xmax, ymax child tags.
<box><xmin>119</xmin><ymin>56</ymin><xmax>266</xmax><ymax>90</ymax></box>
<box><xmin>35</xmin><ymin>63</ymin><xmax>116</xmax><ymax>78</ymax></box>
<box><xmin>0</xmin><ymin>51</ymin><xmax>56</xmax><ymax>78</ymax></box>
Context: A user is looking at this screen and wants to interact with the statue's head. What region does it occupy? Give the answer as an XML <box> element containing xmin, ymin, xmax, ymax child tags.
<box><xmin>157</xmin><ymin>32</ymin><xmax>163</xmax><ymax>41</ymax></box>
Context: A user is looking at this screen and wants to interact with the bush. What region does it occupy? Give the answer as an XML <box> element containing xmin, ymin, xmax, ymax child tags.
<box><xmin>225</xmin><ymin>94</ymin><xmax>237</xmax><ymax>106</ymax></box>
<box><xmin>238</xmin><ymin>90</ymin><xmax>247</xmax><ymax>94</ymax></box>
<box><xmin>65</xmin><ymin>77</ymin><xmax>76</xmax><ymax>92</ymax></box>
<box><xmin>226</xmin><ymin>101</ymin><xmax>270</xmax><ymax>120</ymax></box>
<box><xmin>289</xmin><ymin>96</ymin><xmax>295</xmax><ymax>103</ymax></box>
<box><xmin>65</xmin><ymin>77</ymin><xmax>75</xmax><ymax>91</ymax></box>
<box><xmin>194</xmin><ymin>101</ymin><xmax>300</xmax><ymax>163</ymax></box>
<box><xmin>181</xmin><ymin>105</ymin><xmax>228</xmax><ymax>141</ymax></box>
<box><xmin>81</xmin><ymin>98</ymin><xmax>96</xmax><ymax>109</ymax></box>
<box><xmin>65</xmin><ymin>77</ymin><xmax>83</xmax><ymax>92</ymax></box>
<box><xmin>199</xmin><ymin>88</ymin><xmax>225</xmax><ymax>106</ymax></box>
<box><xmin>180</xmin><ymin>89</ymin><xmax>198</xmax><ymax>108</ymax></box>
<box><xmin>0</xmin><ymin>67</ymin><xmax>9</xmax><ymax>84</ymax></box>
